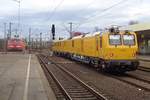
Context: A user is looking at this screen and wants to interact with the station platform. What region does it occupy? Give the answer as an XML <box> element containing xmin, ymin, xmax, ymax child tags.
<box><xmin>138</xmin><ymin>55</ymin><xmax>150</xmax><ymax>61</ymax></box>
<box><xmin>138</xmin><ymin>55</ymin><xmax>150</xmax><ymax>69</ymax></box>
<box><xmin>0</xmin><ymin>53</ymin><xmax>56</xmax><ymax>100</ymax></box>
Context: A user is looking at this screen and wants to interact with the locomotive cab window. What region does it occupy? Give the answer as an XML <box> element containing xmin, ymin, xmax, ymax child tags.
<box><xmin>109</xmin><ymin>35</ymin><xmax>121</xmax><ymax>45</ymax></box>
<box><xmin>123</xmin><ymin>35</ymin><xmax>135</xmax><ymax>45</ymax></box>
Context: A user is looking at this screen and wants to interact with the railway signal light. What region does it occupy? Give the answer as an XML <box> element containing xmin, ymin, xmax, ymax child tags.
<box><xmin>51</xmin><ymin>24</ymin><xmax>55</xmax><ymax>40</ymax></box>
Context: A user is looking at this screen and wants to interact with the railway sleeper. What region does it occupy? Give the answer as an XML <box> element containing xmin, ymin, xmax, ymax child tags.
<box><xmin>71</xmin><ymin>95</ymin><xmax>97</xmax><ymax>99</ymax></box>
<box><xmin>68</xmin><ymin>91</ymin><xmax>91</xmax><ymax>94</ymax></box>
<box><xmin>69</xmin><ymin>92</ymin><xmax>94</xmax><ymax>96</ymax></box>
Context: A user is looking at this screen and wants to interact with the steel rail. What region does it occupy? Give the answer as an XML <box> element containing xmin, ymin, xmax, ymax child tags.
<box><xmin>38</xmin><ymin>55</ymin><xmax>72</xmax><ymax>100</ymax></box>
<box><xmin>47</xmin><ymin>56</ymin><xmax>107</xmax><ymax>100</ymax></box>
<box><xmin>138</xmin><ymin>66</ymin><xmax>150</xmax><ymax>72</ymax></box>
<box><xmin>38</xmin><ymin>54</ymin><xmax>108</xmax><ymax>100</ymax></box>
<box><xmin>139</xmin><ymin>59</ymin><xmax>150</xmax><ymax>62</ymax></box>
<box><xmin>126</xmin><ymin>74</ymin><xmax>150</xmax><ymax>84</ymax></box>
<box><xmin>108</xmin><ymin>75</ymin><xmax>150</xmax><ymax>92</ymax></box>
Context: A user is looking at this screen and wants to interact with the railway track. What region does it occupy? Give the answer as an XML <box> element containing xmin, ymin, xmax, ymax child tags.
<box><xmin>126</xmin><ymin>73</ymin><xmax>150</xmax><ymax>84</ymax></box>
<box><xmin>46</xmin><ymin>55</ymin><xmax>150</xmax><ymax>92</ymax></box>
<box><xmin>107</xmin><ymin>73</ymin><xmax>150</xmax><ymax>92</ymax></box>
<box><xmin>138</xmin><ymin>59</ymin><xmax>150</xmax><ymax>72</ymax></box>
<box><xmin>139</xmin><ymin>59</ymin><xmax>150</xmax><ymax>62</ymax></box>
<box><xmin>60</xmin><ymin>57</ymin><xmax>150</xmax><ymax>92</ymax></box>
<box><xmin>138</xmin><ymin>66</ymin><xmax>150</xmax><ymax>72</ymax></box>
<box><xmin>38</xmin><ymin>54</ymin><xmax>107</xmax><ymax>100</ymax></box>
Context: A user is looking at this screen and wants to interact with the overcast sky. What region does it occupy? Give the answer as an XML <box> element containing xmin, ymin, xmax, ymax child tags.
<box><xmin>0</xmin><ymin>0</ymin><xmax>150</xmax><ymax>39</ymax></box>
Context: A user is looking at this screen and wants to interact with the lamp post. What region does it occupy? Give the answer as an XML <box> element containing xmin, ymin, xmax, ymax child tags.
<box><xmin>3</xmin><ymin>23</ymin><xmax>7</xmax><ymax>53</ymax></box>
<box><xmin>40</xmin><ymin>32</ymin><xmax>42</xmax><ymax>52</ymax></box>
<box><xmin>12</xmin><ymin>0</ymin><xmax>21</xmax><ymax>37</ymax></box>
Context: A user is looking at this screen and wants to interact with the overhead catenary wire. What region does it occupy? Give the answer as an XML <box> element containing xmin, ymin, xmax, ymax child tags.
<box><xmin>60</xmin><ymin>0</ymin><xmax>96</xmax><ymax>33</ymax></box>
<box><xmin>78</xmin><ymin>0</ymin><xmax>96</xmax><ymax>12</ymax></box>
<box><xmin>75</xmin><ymin>0</ymin><xmax>128</xmax><ymax>30</ymax></box>
<box><xmin>47</xmin><ymin>0</ymin><xmax>65</xmax><ymax>21</ymax></box>
<box><xmin>61</xmin><ymin>23</ymin><xmax>70</xmax><ymax>33</ymax></box>
<box><xmin>48</xmin><ymin>0</ymin><xmax>128</xmax><ymax>37</ymax></box>
<box><xmin>47</xmin><ymin>0</ymin><xmax>97</xmax><ymax>35</ymax></box>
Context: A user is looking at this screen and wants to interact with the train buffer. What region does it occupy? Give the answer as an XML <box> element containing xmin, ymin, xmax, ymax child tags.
<box><xmin>0</xmin><ymin>54</ymin><xmax>56</xmax><ymax>100</ymax></box>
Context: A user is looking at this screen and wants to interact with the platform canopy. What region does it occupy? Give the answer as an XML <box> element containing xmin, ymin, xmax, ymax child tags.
<box><xmin>123</xmin><ymin>23</ymin><xmax>150</xmax><ymax>32</ymax></box>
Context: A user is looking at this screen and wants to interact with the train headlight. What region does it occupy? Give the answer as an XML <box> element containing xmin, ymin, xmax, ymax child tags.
<box><xmin>110</xmin><ymin>53</ymin><xmax>114</xmax><ymax>57</ymax></box>
<box><xmin>9</xmin><ymin>45</ymin><xmax>14</xmax><ymax>48</ymax></box>
<box><xmin>132</xmin><ymin>53</ymin><xmax>136</xmax><ymax>57</ymax></box>
<box><xmin>16</xmin><ymin>45</ymin><xmax>21</xmax><ymax>47</ymax></box>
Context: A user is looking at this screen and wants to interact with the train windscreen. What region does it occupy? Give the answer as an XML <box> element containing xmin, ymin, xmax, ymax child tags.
<box><xmin>109</xmin><ymin>35</ymin><xmax>121</xmax><ymax>45</ymax></box>
<box><xmin>123</xmin><ymin>35</ymin><xmax>135</xmax><ymax>45</ymax></box>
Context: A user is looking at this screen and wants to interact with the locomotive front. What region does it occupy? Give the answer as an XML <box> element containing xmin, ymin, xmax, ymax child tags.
<box><xmin>101</xmin><ymin>28</ymin><xmax>139</xmax><ymax>72</ymax></box>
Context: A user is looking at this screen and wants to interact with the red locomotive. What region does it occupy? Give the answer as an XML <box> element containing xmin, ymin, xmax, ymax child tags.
<box><xmin>7</xmin><ymin>38</ymin><xmax>26</xmax><ymax>51</ymax></box>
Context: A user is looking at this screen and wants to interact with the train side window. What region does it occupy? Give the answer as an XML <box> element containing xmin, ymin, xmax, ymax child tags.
<box><xmin>100</xmin><ymin>37</ymin><xmax>102</xmax><ymax>48</ymax></box>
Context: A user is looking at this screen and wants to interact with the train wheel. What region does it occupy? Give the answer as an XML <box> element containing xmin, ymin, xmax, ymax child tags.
<box><xmin>89</xmin><ymin>60</ymin><xmax>93</xmax><ymax>66</ymax></box>
<box><xmin>115</xmin><ymin>67</ymin><xmax>126</xmax><ymax>74</ymax></box>
<box><xmin>99</xmin><ymin>61</ymin><xmax>107</xmax><ymax>72</ymax></box>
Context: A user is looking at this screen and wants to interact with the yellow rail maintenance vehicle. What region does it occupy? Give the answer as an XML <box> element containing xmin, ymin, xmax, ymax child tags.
<box><xmin>52</xmin><ymin>27</ymin><xmax>139</xmax><ymax>73</ymax></box>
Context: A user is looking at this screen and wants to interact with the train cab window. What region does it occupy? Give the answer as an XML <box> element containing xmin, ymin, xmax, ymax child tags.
<box><xmin>109</xmin><ymin>35</ymin><xmax>121</xmax><ymax>45</ymax></box>
<box><xmin>123</xmin><ymin>35</ymin><xmax>135</xmax><ymax>45</ymax></box>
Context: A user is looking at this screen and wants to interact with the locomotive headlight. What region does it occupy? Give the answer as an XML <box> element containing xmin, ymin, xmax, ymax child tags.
<box><xmin>132</xmin><ymin>53</ymin><xmax>136</xmax><ymax>57</ymax></box>
<box><xmin>110</xmin><ymin>53</ymin><xmax>114</xmax><ymax>57</ymax></box>
<box><xmin>16</xmin><ymin>45</ymin><xmax>21</xmax><ymax>47</ymax></box>
<box><xmin>9</xmin><ymin>45</ymin><xmax>14</xmax><ymax>47</ymax></box>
